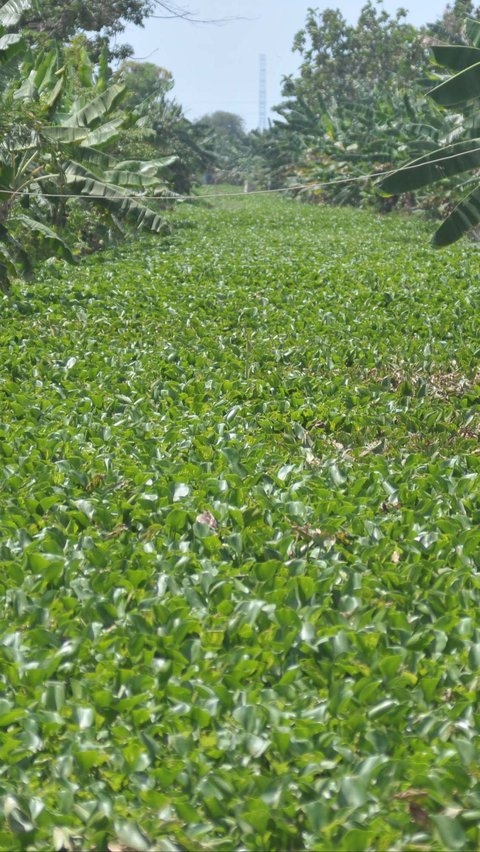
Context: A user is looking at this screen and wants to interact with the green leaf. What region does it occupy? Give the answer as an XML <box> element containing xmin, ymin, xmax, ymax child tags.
<box><xmin>339</xmin><ymin>776</ymin><xmax>368</xmax><ymax>808</ymax></box>
<box><xmin>173</xmin><ymin>482</ymin><xmax>190</xmax><ymax>501</ymax></box>
<box><xmin>81</xmin><ymin>117</ymin><xmax>125</xmax><ymax>148</ymax></box>
<box><xmin>65</xmin><ymin>84</ymin><xmax>126</xmax><ymax>128</ymax></box>
<box><xmin>433</xmin><ymin>185</ymin><xmax>480</xmax><ymax>246</ymax></box>
<box><xmin>432</xmin><ymin>815</ymin><xmax>468</xmax><ymax>851</ymax></box>
<box><xmin>368</xmin><ymin>699</ymin><xmax>399</xmax><ymax>719</ymax></box>
<box><xmin>64</xmin><ymin>162</ymin><xmax>166</xmax><ymax>234</ymax></box>
<box><xmin>73</xmin><ymin>706</ymin><xmax>94</xmax><ymax>729</ymax></box>
<box><xmin>165</xmin><ymin>508</ymin><xmax>188</xmax><ymax>531</ymax></box>
<box><xmin>73</xmin><ymin>750</ymin><xmax>109</xmax><ymax>770</ymax></box>
<box><xmin>114</xmin><ymin>821</ymin><xmax>150</xmax><ymax>852</ymax></box>
<box><xmin>431</xmin><ymin>44</ymin><xmax>480</xmax><ymax>73</ymax></box>
<box><xmin>304</xmin><ymin>801</ymin><xmax>331</xmax><ymax>832</ymax></box>
<box><xmin>11</xmin><ymin>216</ymin><xmax>75</xmax><ymax>264</ymax></box>
<box><xmin>285</xmin><ymin>501</ymin><xmax>308</xmax><ymax>521</ymax></box>
<box><xmin>382</xmin><ymin>138</ymin><xmax>480</xmax><ymax>194</ymax></box>
<box><xmin>428</xmin><ymin>61</ymin><xmax>480</xmax><ymax>107</ymax></box>
<box><xmin>0</xmin><ymin>33</ymin><xmax>23</xmax><ymax>62</ymax></box>
<box><xmin>242</xmin><ymin>799</ymin><xmax>271</xmax><ymax>833</ymax></box>
<box><xmin>115</xmin><ymin>156</ymin><xmax>178</xmax><ymax>174</ymax></box>
<box><xmin>246</xmin><ymin>734</ymin><xmax>269</xmax><ymax>757</ymax></box>
<box><xmin>465</xmin><ymin>17</ymin><xmax>480</xmax><ymax>48</ymax></box>
<box><xmin>41</xmin><ymin>126</ymin><xmax>89</xmax><ymax>144</ymax></box>
<box><xmin>0</xmin><ymin>0</ymin><xmax>31</xmax><ymax>27</ymax></box>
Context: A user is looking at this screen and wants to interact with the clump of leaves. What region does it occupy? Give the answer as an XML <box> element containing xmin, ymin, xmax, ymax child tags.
<box><xmin>383</xmin><ymin>15</ymin><xmax>480</xmax><ymax>244</ymax></box>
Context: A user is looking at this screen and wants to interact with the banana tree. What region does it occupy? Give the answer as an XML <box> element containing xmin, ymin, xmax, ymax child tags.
<box><xmin>14</xmin><ymin>40</ymin><xmax>177</xmax><ymax>227</ymax></box>
<box><xmin>273</xmin><ymin>83</ymin><xmax>453</xmax><ymax>209</ymax></box>
<box><xmin>382</xmin><ymin>17</ymin><xmax>480</xmax><ymax>245</ymax></box>
<box><xmin>0</xmin><ymin>0</ymin><xmax>179</xmax><ymax>288</ymax></box>
<box><xmin>0</xmin><ymin>0</ymin><xmax>76</xmax><ymax>285</ymax></box>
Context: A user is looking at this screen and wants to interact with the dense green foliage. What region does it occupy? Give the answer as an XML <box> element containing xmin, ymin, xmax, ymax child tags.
<box><xmin>265</xmin><ymin>0</ymin><xmax>480</xmax><ymax>231</ymax></box>
<box><xmin>268</xmin><ymin>1</ymin><xmax>435</xmax><ymax>205</ymax></box>
<box><xmin>195</xmin><ymin>112</ymin><xmax>259</xmax><ymax>186</ymax></box>
<box><xmin>5</xmin><ymin>0</ymin><xmax>480</xmax><ymax>283</ymax></box>
<box><xmin>0</xmin><ymin>0</ymin><xmax>191</xmax><ymax>288</ymax></box>
<box><xmin>120</xmin><ymin>62</ymin><xmax>212</xmax><ymax>194</ymax></box>
<box><xmin>383</xmin><ymin>15</ymin><xmax>480</xmax><ymax>245</ymax></box>
<box><xmin>428</xmin><ymin>0</ymin><xmax>480</xmax><ymax>45</ymax></box>
<box><xmin>2</xmin><ymin>0</ymin><xmax>480</xmax><ymax>847</ymax></box>
<box><xmin>1</xmin><ymin>194</ymin><xmax>480</xmax><ymax>849</ymax></box>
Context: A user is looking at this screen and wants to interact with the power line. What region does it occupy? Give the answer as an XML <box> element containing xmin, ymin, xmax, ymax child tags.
<box><xmin>0</xmin><ymin>145</ymin><xmax>477</xmax><ymax>202</ymax></box>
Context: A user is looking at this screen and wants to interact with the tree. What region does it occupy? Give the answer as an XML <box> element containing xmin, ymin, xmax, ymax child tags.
<box><xmin>15</xmin><ymin>1</ymin><xmax>234</xmax><ymax>58</ymax></box>
<box><xmin>195</xmin><ymin>112</ymin><xmax>250</xmax><ymax>184</ymax></box>
<box><xmin>383</xmin><ymin>16</ymin><xmax>480</xmax><ymax>245</ymax></box>
<box><xmin>116</xmin><ymin>60</ymin><xmax>212</xmax><ymax>192</ymax></box>
<box><xmin>428</xmin><ymin>0</ymin><xmax>480</xmax><ymax>45</ymax></box>
<box><xmin>283</xmin><ymin>1</ymin><xmax>428</xmax><ymax>112</ymax></box>
<box><xmin>0</xmin><ymin>2</ymin><xmax>181</xmax><ymax>289</ymax></box>
<box><xmin>201</xmin><ymin>111</ymin><xmax>246</xmax><ymax>139</ymax></box>
<box><xmin>8</xmin><ymin>0</ymin><xmax>152</xmax><ymax>57</ymax></box>
<box><xmin>121</xmin><ymin>60</ymin><xmax>173</xmax><ymax>111</ymax></box>
<box><xmin>270</xmin><ymin>2</ymin><xmax>437</xmax><ymax>208</ymax></box>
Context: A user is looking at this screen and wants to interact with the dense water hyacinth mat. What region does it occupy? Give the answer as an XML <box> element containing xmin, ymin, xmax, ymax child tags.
<box><xmin>1</xmin><ymin>194</ymin><xmax>480</xmax><ymax>851</ymax></box>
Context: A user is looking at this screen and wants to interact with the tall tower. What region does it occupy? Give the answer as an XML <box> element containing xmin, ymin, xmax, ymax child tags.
<box><xmin>259</xmin><ymin>53</ymin><xmax>267</xmax><ymax>132</ymax></box>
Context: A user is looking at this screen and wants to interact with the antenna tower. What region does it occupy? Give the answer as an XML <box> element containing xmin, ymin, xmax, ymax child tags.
<box><xmin>259</xmin><ymin>53</ymin><xmax>267</xmax><ymax>131</ymax></box>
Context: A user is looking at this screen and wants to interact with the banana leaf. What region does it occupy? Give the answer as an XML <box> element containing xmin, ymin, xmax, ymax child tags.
<box><xmin>80</xmin><ymin>118</ymin><xmax>124</xmax><ymax>148</ymax></box>
<box><xmin>114</xmin><ymin>157</ymin><xmax>178</xmax><ymax>175</ymax></box>
<box><xmin>0</xmin><ymin>33</ymin><xmax>23</xmax><ymax>62</ymax></box>
<box><xmin>428</xmin><ymin>62</ymin><xmax>480</xmax><ymax>107</ymax></box>
<box><xmin>103</xmin><ymin>169</ymin><xmax>168</xmax><ymax>190</ymax></box>
<box><xmin>431</xmin><ymin>45</ymin><xmax>480</xmax><ymax>73</ymax></box>
<box><xmin>64</xmin><ymin>85</ymin><xmax>126</xmax><ymax>128</ymax></box>
<box><xmin>11</xmin><ymin>214</ymin><xmax>75</xmax><ymax>262</ymax></box>
<box><xmin>465</xmin><ymin>18</ymin><xmax>480</xmax><ymax>48</ymax></box>
<box><xmin>433</xmin><ymin>185</ymin><xmax>480</xmax><ymax>246</ymax></box>
<box><xmin>41</xmin><ymin>126</ymin><xmax>90</xmax><ymax>144</ymax></box>
<box><xmin>382</xmin><ymin>137</ymin><xmax>480</xmax><ymax>193</ymax></box>
<box><xmin>0</xmin><ymin>241</ymin><xmax>18</xmax><ymax>285</ymax></box>
<box><xmin>0</xmin><ymin>0</ymin><xmax>31</xmax><ymax>27</ymax></box>
<box><xmin>64</xmin><ymin>161</ymin><xmax>166</xmax><ymax>233</ymax></box>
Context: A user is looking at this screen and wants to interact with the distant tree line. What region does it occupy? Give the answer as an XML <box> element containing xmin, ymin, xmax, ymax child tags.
<box><xmin>2</xmin><ymin>0</ymin><xmax>480</xmax><ymax>293</ymax></box>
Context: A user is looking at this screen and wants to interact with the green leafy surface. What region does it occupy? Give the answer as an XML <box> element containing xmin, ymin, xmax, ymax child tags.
<box><xmin>1</xmin><ymin>194</ymin><xmax>480</xmax><ymax>850</ymax></box>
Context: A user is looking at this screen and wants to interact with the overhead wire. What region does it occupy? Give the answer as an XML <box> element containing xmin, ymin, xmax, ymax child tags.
<box><xmin>0</xmin><ymin>143</ymin><xmax>477</xmax><ymax>202</ymax></box>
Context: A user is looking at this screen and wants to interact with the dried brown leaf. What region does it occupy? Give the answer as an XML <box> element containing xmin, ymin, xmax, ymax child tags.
<box><xmin>291</xmin><ymin>523</ymin><xmax>323</xmax><ymax>539</ymax></box>
<box><xmin>408</xmin><ymin>801</ymin><xmax>430</xmax><ymax>828</ymax></box>
<box><xmin>196</xmin><ymin>511</ymin><xmax>217</xmax><ymax>529</ymax></box>
<box><xmin>86</xmin><ymin>473</ymin><xmax>105</xmax><ymax>492</ymax></box>
<box><xmin>105</xmin><ymin>524</ymin><xmax>128</xmax><ymax>539</ymax></box>
<box><xmin>394</xmin><ymin>789</ymin><xmax>428</xmax><ymax>800</ymax></box>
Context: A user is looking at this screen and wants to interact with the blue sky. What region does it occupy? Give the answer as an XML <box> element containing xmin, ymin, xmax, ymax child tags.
<box><xmin>119</xmin><ymin>0</ymin><xmax>448</xmax><ymax>128</ymax></box>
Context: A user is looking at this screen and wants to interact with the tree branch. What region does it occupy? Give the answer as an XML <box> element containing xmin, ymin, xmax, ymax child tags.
<box><xmin>151</xmin><ymin>0</ymin><xmax>247</xmax><ymax>25</ymax></box>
